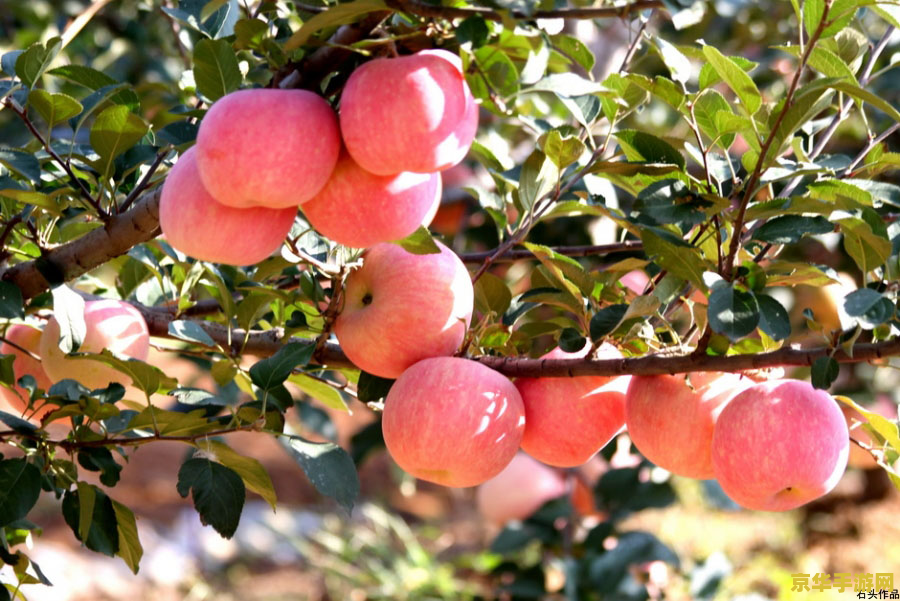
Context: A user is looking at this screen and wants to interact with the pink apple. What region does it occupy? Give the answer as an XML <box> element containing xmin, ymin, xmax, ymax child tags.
<box><xmin>333</xmin><ymin>240</ymin><xmax>473</xmax><ymax>378</ymax></box>
<box><xmin>340</xmin><ymin>49</ymin><xmax>478</xmax><ymax>175</ymax></box>
<box><xmin>0</xmin><ymin>324</ymin><xmax>54</xmax><ymax>417</ymax></box>
<box><xmin>382</xmin><ymin>357</ymin><xmax>524</xmax><ymax>487</ymax></box>
<box><xmin>516</xmin><ymin>344</ymin><xmax>629</xmax><ymax>467</ymax></box>
<box><xmin>476</xmin><ymin>453</ymin><xmax>566</xmax><ymax>524</ymax></box>
<box><xmin>160</xmin><ymin>147</ymin><xmax>297</xmax><ymax>265</ymax></box>
<box><xmin>625</xmin><ymin>372</ymin><xmax>753</xmax><ymax>479</ymax></box>
<box><xmin>195</xmin><ymin>88</ymin><xmax>340</xmax><ymax>208</ymax></box>
<box><xmin>301</xmin><ymin>151</ymin><xmax>441</xmax><ymax>248</ymax></box>
<box><xmin>711</xmin><ymin>379</ymin><xmax>849</xmax><ymax>511</ymax></box>
<box><xmin>40</xmin><ymin>299</ymin><xmax>151</xmax><ymax>391</ymax></box>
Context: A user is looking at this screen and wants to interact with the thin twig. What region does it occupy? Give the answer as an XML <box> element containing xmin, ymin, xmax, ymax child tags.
<box><xmin>119</xmin><ymin>148</ymin><xmax>169</xmax><ymax>213</ymax></box>
<box><xmin>385</xmin><ymin>0</ymin><xmax>664</xmax><ymax>23</ymax></box>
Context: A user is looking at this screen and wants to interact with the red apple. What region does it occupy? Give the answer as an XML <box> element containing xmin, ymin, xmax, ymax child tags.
<box><xmin>711</xmin><ymin>379</ymin><xmax>850</xmax><ymax>511</ymax></box>
<box><xmin>301</xmin><ymin>151</ymin><xmax>441</xmax><ymax>248</ymax></box>
<box><xmin>625</xmin><ymin>372</ymin><xmax>752</xmax><ymax>479</ymax></box>
<box><xmin>516</xmin><ymin>344</ymin><xmax>629</xmax><ymax>467</ymax></box>
<box><xmin>40</xmin><ymin>299</ymin><xmax>151</xmax><ymax>391</ymax></box>
<box><xmin>382</xmin><ymin>357</ymin><xmax>524</xmax><ymax>487</ymax></box>
<box><xmin>340</xmin><ymin>49</ymin><xmax>478</xmax><ymax>175</ymax></box>
<box><xmin>333</xmin><ymin>240</ymin><xmax>473</xmax><ymax>378</ymax></box>
<box><xmin>160</xmin><ymin>147</ymin><xmax>297</xmax><ymax>265</ymax></box>
<box><xmin>0</xmin><ymin>324</ymin><xmax>54</xmax><ymax>417</ymax></box>
<box><xmin>195</xmin><ymin>89</ymin><xmax>340</xmax><ymax>208</ymax></box>
<box><xmin>476</xmin><ymin>453</ymin><xmax>566</xmax><ymax>524</ymax></box>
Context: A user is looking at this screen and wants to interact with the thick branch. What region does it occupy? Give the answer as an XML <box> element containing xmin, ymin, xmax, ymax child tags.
<box><xmin>135</xmin><ymin>300</ymin><xmax>900</xmax><ymax>378</ymax></box>
<box><xmin>386</xmin><ymin>0</ymin><xmax>664</xmax><ymax>23</ymax></box>
<box><xmin>2</xmin><ymin>188</ymin><xmax>162</xmax><ymax>300</ymax></box>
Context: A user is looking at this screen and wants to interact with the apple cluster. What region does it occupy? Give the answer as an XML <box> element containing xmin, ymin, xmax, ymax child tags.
<box><xmin>469</xmin><ymin>367</ymin><xmax>851</xmax><ymax>522</ymax></box>
<box><xmin>159</xmin><ymin>48</ymin><xmax>478</xmax><ymax>265</ymax></box>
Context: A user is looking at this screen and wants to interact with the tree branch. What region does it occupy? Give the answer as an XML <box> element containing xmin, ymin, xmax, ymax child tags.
<box><xmin>134</xmin><ymin>299</ymin><xmax>900</xmax><ymax>378</ymax></box>
<box><xmin>1</xmin><ymin>188</ymin><xmax>162</xmax><ymax>299</ymax></box>
<box><xmin>385</xmin><ymin>0</ymin><xmax>664</xmax><ymax>23</ymax></box>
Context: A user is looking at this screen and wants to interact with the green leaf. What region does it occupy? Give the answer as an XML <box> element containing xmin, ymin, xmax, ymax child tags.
<box><xmin>80</xmin><ymin>350</ymin><xmax>178</xmax><ymax>397</ymax></box>
<box><xmin>77</xmin><ymin>447</ymin><xmax>122</xmax><ymax>487</ymax></box>
<box><xmin>177</xmin><ymin>458</ymin><xmax>245</xmax><ymax>539</ymax></box>
<box><xmin>204</xmin><ymin>441</ymin><xmax>277</xmax><ymax>510</ymax></box>
<box><xmin>111</xmin><ymin>500</ymin><xmax>143</xmax><ymax>574</ymax></box>
<box><xmin>552</xmin><ymin>34</ymin><xmax>595</xmax><ymax>72</ymax></box>
<box><xmin>193</xmin><ymin>38</ymin><xmax>242</xmax><ymax>102</ymax></box>
<box><xmin>842</xmin><ymin>288</ymin><xmax>894</xmax><ymax>326</ymax></box>
<box><xmin>539</xmin><ymin>129</ymin><xmax>585</xmax><ymax>170</ymax></box>
<box><xmin>356</xmin><ymin>371</ymin><xmax>394</xmax><ymax>402</ymax></box>
<box><xmin>62</xmin><ymin>485</ymin><xmax>119</xmax><ymax>556</ymax></box>
<box><xmin>778</xmin><ymin>44</ymin><xmax>856</xmax><ymax>82</ymax></box>
<box><xmin>702</xmin><ymin>45</ymin><xmax>762</xmax><ymax>115</ymax></box>
<box><xmin>14</xmin><ymin>38</ymin><xmax>61</xmax><ymax>89</ymax></box>
<box><xmin>614</xmin><ymin>130</ymin><xmax>685</xmax><ymax>169</ymax></box>
<box><xmin>708</xmin><ymin>284</ymin><xmax>760</xmax><ymax>342</ymax></box>
<box><xmin>0</xmin><ymin>149</ymin><xmax>41</xmax><ymax>182</ymax></box>
<box><xmin>752</xmin><ymin>215</ymin><xmax>833</xmax><ymax>244</ymax></box>
<box><xmin>655</xmin><ymin>37</ymin><xmax>691</xmax><ymax>84</ymax></box>
<box><xmin>474</xmin><ymin>271</ymin><xmax>512</xmax><ymax>316</ymax></box>
<box><xmin>0</xmin><ymin>282</ymin><xmax>23</xmax><ymax>319</ymax></box>
<box><xmin>89</xmin><ymin>105</ymin><xmax>149</xmax><ymax>179</ymax></box>
<box><xmin>590</xmin><ymin>304</ymin><xmax>629</xmax><ymax>340</ymax></box>
<box><xmin>640</xmin><ymin>228</ymin><xmax>708</xmax><ymax>292</ymax></box>
<box><xmin>168</xmin><ymin>320</ymin><xmax>216</xmax><ymax>347</ymax></box>
<box><xmin>756</xmin><ymin>295</ymin><xmax>791</xmax><ymax>341</ymax></box>
<box><xmin>126</xmin><ymin>406</ymin><xmax>221</xmax><ymax>437</ymax></box>
<box><xmin>838</xmin><ymin>217</ymin><xmax>892</xmax><ymax>273</ymax></box>
<box><xmin>811</xmin><ymin>356</ymin><xmax>839</xmax><ymax>390</ymax></box>
<box><xmin>835</xmin><ymin>394</ymin><xmax>900</xmax><ymax>452</ymax></box>
<box><xmin>289</xmin><ymin>373</ymin><xmax>347</xmax><ymax>411</ymax></box>
<box><xmin>558</xmin><ymin>327</ymin><xmax>586</xmax><ymax>352</ymax></box>
<box><xmin>50</xmin><ymin>285</ymin><xmax>86</xmax><ymax>353</ymax></box>
<box><xmin>249</xmin><ymin>342</ymin><xmax>316</xmax><ymax>391</ymax></box>
<box><xmin>392</xmin><ymin>226</ymin><xmax>441</xmax><ymax>255</ymax></box>
<box><xmin>693</xmin><ymin>89</ymin><xmax>735</xmax><ymax>149</ymax></box>
<box><xmin>0</xmin><ymin>459</ymin><xmax>41</xmax><ymax>528</ymax></box>
<box><xmin>47</xmin><ymin>64</ymin><xmax>116</xmax><ymax>88</ymax></box>
<box><xmin>456</xmin><ymin>16</ymin><xmax>489</xmax><ymax>48</ymax></box>
<box><xmin>519</xmin><ymin>150</ymin><xmax>559</xmax><ymax>210</ymax></box>
<box><xmin>830</xmin><ymin>80</ymin><xmax>900</xmax><ymax>124</ymax></box>
<box><xmin>283</xmin><ymin>0</ymin><xmax>387</xmax><ymax>51</ymax></box>
<box><xmin>27</xmin><ymin>90</ymin><xmax>83</xmax><ymax>127</ymax></box>
<box><xmin>471</xmin><ymin>45</ymin><xmax>520</xmax><ymax>98</ymax></box>
<box><xmin>282</xmin><ymin>436</ymin><xmax>359</xmax><ymax>513</ymax></box>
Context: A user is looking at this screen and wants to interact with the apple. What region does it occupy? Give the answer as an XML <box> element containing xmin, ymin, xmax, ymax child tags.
<box><xmin>382</xmin><ymin>356</ymin><xmax>524</xmax><ymax>487</ymax></box>
<box><xmin>516</xmin><ymin>344</ymin><xmax>630</xmax><ymax>467</ymax></box>
<box><xmin>476</xmin><ymin>453</ymin><xmax>566</xmax><ymax>524</ymax></box>
<box><xmin>195</xmin><ymin>88</ymin><xmax>341</xmax><ymax>208</ymax></box>
<box><xmin>0</xmin><ymin>323</ymin><xmax>54</xmax><ymax>417</ymax></box>
<box><xmin>339</xmin><ymin>49</ymin><xmax>478</xmax><ymax>175</ymax></box>
<box><xmin>160</xmin><ymin>147</ymin><xmax>297</xmax><ymax>266</ymax></box>
<box><xmin>40</xmin><ymin>299</ymin><xmax>151</xmax><ymax>391</ymax></box>
<box><xmin>333</xmin><ymin>239</ymin><xmax>473</xmax><ymax>379</ymax></box>
<box><xmin>625</xmin><ymin>371</ymin><xmax>752</xmax><ymax>479</ymax></box>
<box><xmin>711</xmin><ymin>379</ymin><xmax>849</xmax><ymax>511</ymax></box>
<box><xmin>301</xmin><ymin>151</ymin><xmax>441</xmax><ymax>248</ymax></box>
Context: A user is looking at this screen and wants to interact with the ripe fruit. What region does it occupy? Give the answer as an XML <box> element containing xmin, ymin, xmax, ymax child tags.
<box><xmin>340</xmin><ymin>49</ymin><xmax>478</xmax><ymax>175</ymax></box>
<box><xmin>302</xmin><ymin>151</ymin><xmax>441</xmax><ymax>248</ymax></box>
<box><xmin>333</xmin><ymin>240</ymin><xmax>473</xmax><ymax>379</ymax></box>
<box><xmin>516</xmin><ymin>345</ymin><xmax>629</xmax><ymax>467</ymax></box>
<box><xmin>195</xmin><ymin>88</ymin><xmax>340</xmax><ymax>208</ymax></box>
<box><xmin>0</xmin><ymin>324</ymin><xmax>54</xmax><ymax>417</ymax></box>
<box><xmin>40</xmin><ymin>299</ymin><xmax>151</xmax><ymax>391</ymax></box>
<box><xmin>160</xmin><ymin>147</ymin><xmax>297</xmax><ymax>266</ymax></box>
<box><xmin>711</xmin><ymin>379</ymin><xmax>850</xmax><ymax>511</ymax></box>
<box><xmin>476</xmin><ymin>453</ymin><xmax>566</xmax><ymax>524</ymax></box>
<box><xmin>382</xmin><ymin>357</ymin><xmax>524</xmax><ymax>487</ymax></box>
<box><xmin>625</xmin><ymin>372</ymin><xmax>752</xmax><ymax>479</ymax></box>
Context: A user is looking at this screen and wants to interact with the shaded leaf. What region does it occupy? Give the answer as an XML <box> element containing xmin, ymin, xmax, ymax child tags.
<box><xmin>708</xmin><ymin>285</ymin><xmax>759</xmax><ymax>342</ymax></box>
<box><xmin>249</xmin><ymin>342</ymin><xmax>315</xmax><ymax>391</ymax></box>
<box><xmin>177</xmin><ymin>458</ymin><xmax>245</xmax><ymax>539</ymax></box>
<box><xmin>281</xmin><ymin>436</ymin><xmax>359</xmax><ymax>513</ymax></box>
<box><xmin>193</xmin><ymin>38</ymin><xmax>242</xmax><ymax>102</ymax></box>
<box><xmin>0</xmin><ymin>459</ymin><xmax>41</xmax><ymax>528</ymax></box>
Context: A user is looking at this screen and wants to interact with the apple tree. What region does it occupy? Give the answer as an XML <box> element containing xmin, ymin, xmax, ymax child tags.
<box><xmin>0</xmin><ymin>0</ymin><xmax>899</xmax><ymax>597</ymax></box>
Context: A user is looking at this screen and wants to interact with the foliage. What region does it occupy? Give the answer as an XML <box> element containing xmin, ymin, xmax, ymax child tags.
<box><xmin>0</xmin><ymin>0</ymin><xmax>899</xmax><ymax>598</ymax></box>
